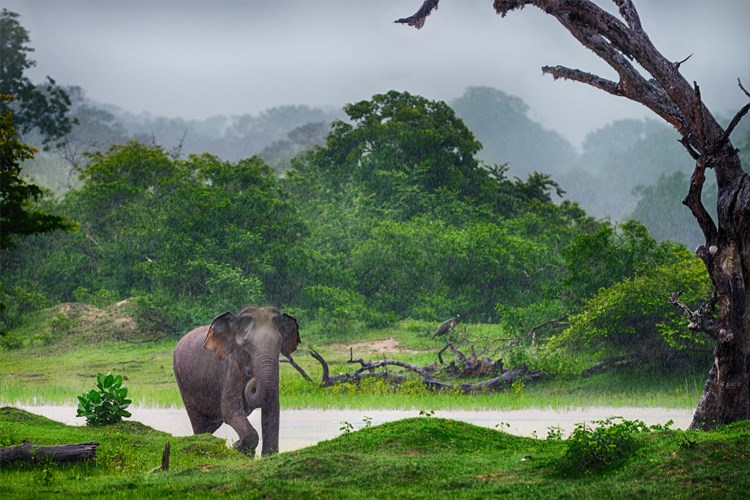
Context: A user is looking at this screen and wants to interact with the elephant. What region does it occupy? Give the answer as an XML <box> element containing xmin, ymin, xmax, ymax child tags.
<box><xmin>173</xmin><ymin>305</ymin><xmax>300</xmax><ymax>457</ymax></box>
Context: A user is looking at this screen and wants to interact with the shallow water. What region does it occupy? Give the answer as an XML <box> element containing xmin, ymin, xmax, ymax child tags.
<box><xmin>17</xmin><ymin>405</ymin><xmax>693</xmax><ymax>453</ymax></box>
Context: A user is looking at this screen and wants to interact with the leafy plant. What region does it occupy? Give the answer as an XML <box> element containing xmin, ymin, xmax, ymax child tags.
<box><xmin>339</xmin><ymin>421</ymin><xmax>354</xmax><ymax>434</ymax></box>
<box><xmin>546</xmin><ymin>425</ymin><xmax>564</xmax><ymax>441</ymax></box>
<box><xmin>558</xmin><ymin>417</ymin><xmax>649</xmax><ymax>474</ymax></box>
<box><xmin>76</xmin><ymin>372</ymin><xmax>132</xmax><ymax>426</ymax></box>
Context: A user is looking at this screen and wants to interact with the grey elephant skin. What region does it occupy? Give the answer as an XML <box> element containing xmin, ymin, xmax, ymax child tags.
<box><xmin>173</xmin><ymin>305</ymin><xmax>301</xmax><ymax>456</ymax></box>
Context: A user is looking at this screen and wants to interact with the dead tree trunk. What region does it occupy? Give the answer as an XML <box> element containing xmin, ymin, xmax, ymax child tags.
<box><xmin>0</xmin><ymin>440</ymin><xmax>99</xmax><ymax>465</ymax></box>
<box><xmin>398</xmin><ymin>0</ymin><xmax>750</xmax><ymax>430</ymax></box>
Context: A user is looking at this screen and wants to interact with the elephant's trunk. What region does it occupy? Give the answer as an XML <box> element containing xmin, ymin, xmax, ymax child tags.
<box><xmin>244</xmin><ymin>349</ymin><xmax>280</xmax><ymax>455</ymax></box>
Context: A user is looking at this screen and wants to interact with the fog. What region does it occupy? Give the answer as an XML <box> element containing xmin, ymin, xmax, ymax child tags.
<box><xmin>7</xmin><ymin>0</ymin><xmax>749</xmax><ymax>147</ymax></box>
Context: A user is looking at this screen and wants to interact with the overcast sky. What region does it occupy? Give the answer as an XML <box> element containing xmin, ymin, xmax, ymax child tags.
<box><xmin>6</xmin><ymin>0</ymin><xmax>750</xmax><ymax>147</ymax></box>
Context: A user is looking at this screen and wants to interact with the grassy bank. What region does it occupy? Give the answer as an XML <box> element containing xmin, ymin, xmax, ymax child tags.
<box><xmin>0</xmin><ymin>304</ymin><xmax>706</xmax><ymax>410</ymax></box>
<box><xmin>1</xmin><ymin>407</ymin><xmax>748</xmax><ymax>498</ymax></box>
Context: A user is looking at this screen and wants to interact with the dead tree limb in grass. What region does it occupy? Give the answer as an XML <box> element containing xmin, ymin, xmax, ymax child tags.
<box><xmin>307</xmin><ymin>346</ymin><xmax>541</xmax><ymax>393</ymax></box>
<box><xmin>0</xmin><ymin>440</ymin><xmax>99</xmax><ymax>466</ymax></box>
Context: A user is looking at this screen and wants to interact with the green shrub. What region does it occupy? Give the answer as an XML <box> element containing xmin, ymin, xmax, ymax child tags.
<box><xmin>76</xmin><ymin>372</ymin><xmax>132</xmax><ymax>426</ymax></box>
<box><xmin>553</xmin><ymin>244</ymin><xmax>711</xmax><ymax>367</ymax></box>
<box><xmin>559</xmin><ymin>417</ymin><xmax>649</xmax><ymax>474</ymax></box>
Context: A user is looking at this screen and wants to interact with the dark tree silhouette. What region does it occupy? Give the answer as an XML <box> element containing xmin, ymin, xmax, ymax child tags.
<box><xmin>398</xmin><ymin>0</ymin><xmax>750</xmax><ymax>429</ymax></box>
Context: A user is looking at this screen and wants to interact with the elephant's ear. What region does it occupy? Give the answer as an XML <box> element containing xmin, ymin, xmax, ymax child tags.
<box><xmin>278</xmin><ymin>313</ymin><xmax>301</xmax><ymax>358</ymax></box>
<box><xmin>203</xmin><ymin>312</ymin><xmax>235</xmax><ymax>360</ymax></box>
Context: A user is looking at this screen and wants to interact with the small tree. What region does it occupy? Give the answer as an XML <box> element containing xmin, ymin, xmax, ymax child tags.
<box><xmin>398</xmin><ymin>0</ymin><xmax>750</xmax><ymax>429</ymax></box>
<box><xmin>0</xmin><ymin>96</ymin><xmax>75</xmax><ymax>250</ymax></box>
<box><xmin>0</xmin><ymin>9</ymin><xmax>74</xmax><ymax>146</ymax></box>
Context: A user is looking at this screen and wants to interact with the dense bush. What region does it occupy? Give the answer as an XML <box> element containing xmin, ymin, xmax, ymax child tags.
<box><xmin>1</xmin><ymin>145</ymin><xmax>307</xmax><ymax>334</ymax></box>
<box><xmin>553</xmin><ymin>243</ymin><xmax>712</xmax><ymax>365</ymax></box>
<box><xmin>558</xmin><ymin>418</ymin><xmax>657</xmax><ymax>474</ymax></box>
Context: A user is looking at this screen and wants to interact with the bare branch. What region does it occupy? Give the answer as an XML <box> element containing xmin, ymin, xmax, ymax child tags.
<box><xmin>669</xmin><ymin>290</ymin><xmax>720</xmax><ymax>339</ymax></box>
<box><xmin>542</xmin><ymin>65</ymin><xmax>620</xmax><ymax>95</ymax></box>
<box><xmin>739</xmin><ymin>78</ymin><xmax>750</xmax><ymax>99</ymax></box>
<box><xmin>693</xmin><ymin>82</ymin><xmax>707</xmax><ymax>152</ymax></box>
<box><xmin>305</xmin><ymin>345</ymin><xmax>541</xmax><ymax>393</ymax></box>
<box><xmin>674</xmin><ymin>53</ymin><xmax>693</xmax><ymax>70</ymax></box>
<box><xmin>282</xmin><ymin>355</ymin><xmax>312</xmax><ymax>382</ymax></box>
<box><xmin>613</xmin><ymin>0</ymin><xmax>642</xmax><ymax>32</ymax></box>
<box><xmin>308</xmin><ymin>347</ymin><xmax>330</xmax><ymax>385</ymax></box>
<box><xmin>493</xmin><ymin>0</ymin><xmax>536</xmax><ymax>17</ymax></box>
<box><xmin>395</xmin><ymin>0</ymin><xmax>439</xmax><ymax>29</ymax></box>
<box><xmin>682</xmin><ymin>158</ymin><xmax>719</xmax><ymax>244</ymax></box>
<box><xmin>678</xmin><ymin>136</ymin><xmax>701</xmax><ymax>160</ymax></box>
<box><xmin>714</xmin><ymin>81</ymin><xmax>750</xmax><ymax>151</ymax></box>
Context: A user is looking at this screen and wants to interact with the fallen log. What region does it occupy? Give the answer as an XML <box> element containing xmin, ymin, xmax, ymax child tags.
<box><xmin>0</xmin><ymin>440</ymin><xmax>99</xmax><ymax>466</ymax></box>
<box><xmin>307</xmin><ymin>347</ymin><xmax>541</xmax><ymax>393</ymax></box>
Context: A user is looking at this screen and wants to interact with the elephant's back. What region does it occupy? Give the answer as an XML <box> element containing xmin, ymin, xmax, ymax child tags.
<box><xmin>175</xmin><ymin>325</ymin><xmax>210</xmax><ymax>353</ymax></box>
<box><xmin>173</xmin><ymin>326</ymin><xmax>220</xmax><ymax>387</ymax></box>
<box><xmin>174</xmin><ymin>325</ymin><xmax>211</xmax><ymax>367</ymax></box>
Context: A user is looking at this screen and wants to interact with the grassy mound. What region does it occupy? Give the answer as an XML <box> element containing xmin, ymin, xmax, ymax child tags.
<box><xmin>2</xmin><ymin>407</ymin><xmax>750</xmax><ymax>498</ymax></box>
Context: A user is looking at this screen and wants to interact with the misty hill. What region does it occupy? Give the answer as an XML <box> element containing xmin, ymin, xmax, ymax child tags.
<box><xmin>450</xmin><ymin>86</ymin><xmax>577</xmax><ymax>179</ymax></box>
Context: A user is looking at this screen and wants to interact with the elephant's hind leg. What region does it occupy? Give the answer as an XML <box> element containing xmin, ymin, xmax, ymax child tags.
<box><xmin>184</xmin><ymin>403</ymin><xmax>223</xmax><ymax>435</ymax></box>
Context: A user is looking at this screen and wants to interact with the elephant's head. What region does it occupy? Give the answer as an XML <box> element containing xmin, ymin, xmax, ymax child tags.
<box><xmin>202</xmin><ymin>305</ymin><xmax>300</xmax><ymax>410</ymax></box>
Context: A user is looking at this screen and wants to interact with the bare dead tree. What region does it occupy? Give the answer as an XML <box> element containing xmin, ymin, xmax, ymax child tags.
<box><xmin>398</xmin><ymin>0</ymin><xmax>750</xmax><ymax>429</ymax></box>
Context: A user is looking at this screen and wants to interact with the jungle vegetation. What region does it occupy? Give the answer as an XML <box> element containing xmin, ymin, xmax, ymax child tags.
<box><xmin>1</xmin><ymin>88</ymin><xmax>715</xmax><ymax>378</ymax></box>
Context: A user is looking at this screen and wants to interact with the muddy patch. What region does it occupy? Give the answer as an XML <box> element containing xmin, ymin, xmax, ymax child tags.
<box><xmin>328</xmin><ymin>338</ymin><xmax>423</xmax><ymax>355</ymax></box>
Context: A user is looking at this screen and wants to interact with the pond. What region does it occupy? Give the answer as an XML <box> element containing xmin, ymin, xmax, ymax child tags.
<box><xmin>19</xmin><ymin>405</ymin><xmax>693</xmax><ymax>452</ymax></box>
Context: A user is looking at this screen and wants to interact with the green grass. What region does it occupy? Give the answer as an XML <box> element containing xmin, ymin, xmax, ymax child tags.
<box><xmin>0</xmin><ymin>306</ymin><xmax>707</xmax><ymax>410</ymax></box>
<box><xmin>1</xmin><ymin>407</ymin><xmax>749</xmax><ymax>499</ymax></box>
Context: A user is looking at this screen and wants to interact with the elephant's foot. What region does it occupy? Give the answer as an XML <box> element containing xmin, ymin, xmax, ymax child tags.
<box><xmin>233</xmin><ymin>429</ymin><xmax>260</xmax><ymax>457</ymax></box>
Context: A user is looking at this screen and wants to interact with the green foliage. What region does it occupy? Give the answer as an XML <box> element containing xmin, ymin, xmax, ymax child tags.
<box><xmin>558</xmin><ymin>417</ymin><xmax>665</xmax><ymax>474</ymax></box>
<box><xmin>0</xmin><ymin>95</ymin><xmax>76</xmax><ymax>250</ymax></box>
<box><xmin>76</xmin><ymin>372</ymin><xmax>132</xmax><ymax>426</ymax></box>
<box><xmin>556</xmin><ymin>243</ymin><xmax>711</xmax><ymax>364</ymax></box>
<box><xmin>280</xmin><ymin>92</ymin><xmax>594</xmax><ymax>328</ymax></box>
<box><xmin>2</xmin><ymin>408</ymin><xmax>750</xmax><ymax>499</ymax></box>
<box><xmin>3</xmin><ymin>143</ymin><xmax>307</xmax><ymax>335</ymax></box>
<box><xmin>2</xmin><ymin>85</ymin><xmax>702</xmax><ymax>374</ymax></box>
<box><xmin>0</xmin><ymin>9</ymin><xmax>74</xmax><ymax>145</ymax></box>
<box><xmin>285</xmin><ymin>90</ymin><xmax>567</xmax><ymax>223</ymax></box>
<box><xmin>562</xmin><ymin>219</ymin><xmax>663</xmax><ymax>306</ymax></box>
<box><xmin>0</xmin><ymin>282</ymin><xmax>50</xmax><ymax>334</ymax></box>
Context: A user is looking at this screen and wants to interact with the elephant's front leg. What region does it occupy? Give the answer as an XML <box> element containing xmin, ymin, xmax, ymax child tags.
<box><xmin>245</xmin><ymin>378</ymin><xmax>279</xmax><ymax>456</ymax></box>
<box><xmin>261</xmin><ymin>399</ymin><xmax>280</xmax><ymax>455</ymax></box>
<box><xmin>222</xmin><ymin>386</ymin><xmax>259</xmax><ymax>456</ymax></box>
